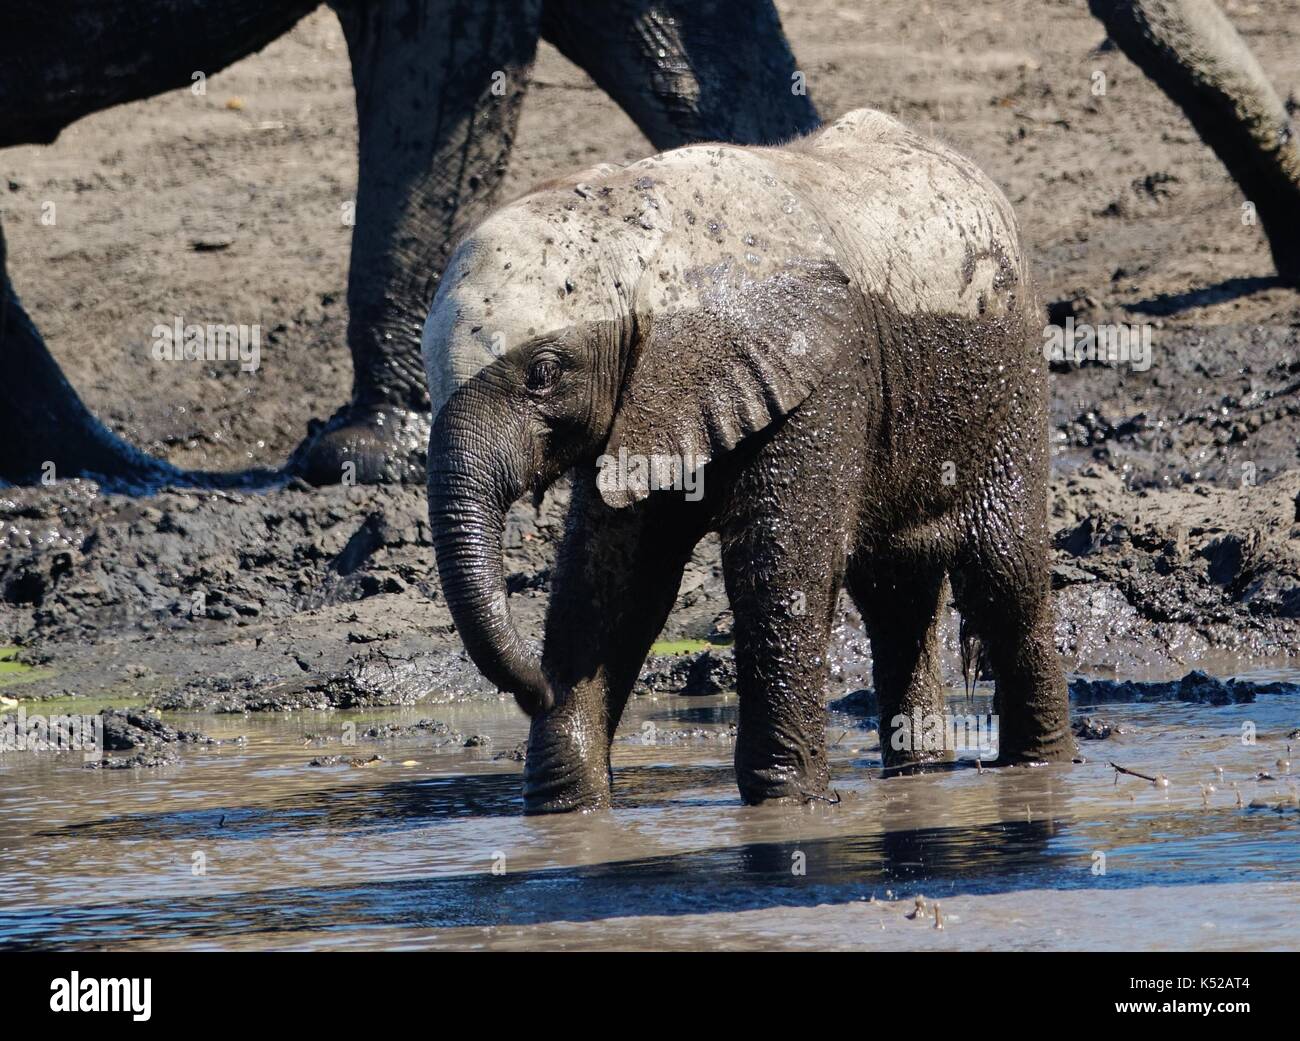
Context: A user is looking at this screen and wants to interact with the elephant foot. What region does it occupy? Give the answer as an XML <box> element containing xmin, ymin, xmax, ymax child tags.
<box><xmin>522</xmin><ymin>710</ymin><xmax>615</xmax><ymax>814</ymax></box>
<box><xmin>522</xmin><ymin>783</ymin><xmax>612</xmax><ymax>815</ymax></box>
<box><xmin>879</xmin><ymin>749</ymin><xmax>960</xmax><ymax>778</ymax></box>
<box><xmin>0</xmin><ymin>389</ymin><xmax>286</xmax><ymax>492</ymax></box>
<box><xmin>1271</xmin><ymin>241</ymin><xmax>1300</xmax><ymax>289</ymax></box>
<box><xmin>739</xmin><ymin>787</ymin><xmax>840</xmax><ymax>807</ymax></box>
<box><xmin>288</xmin><ymin>400</ymin><xmax>429</xmax><ymax>486</ymax></box>
<box><xmin>993</xmin><ymin>748</ymin><xmax>1076</xmax><ymax>768</ymax></box>
<box><xmin>0</xmin><ymin>420</ymin><xmax>183</xmax><ymax>492</ymax></box>
<box><xmin>522</xmin><ymin>761</ymin><xmax>612</xmax><ymax>815</ymax></box>
<box><xmin>994</xmin><ymin>729</ymin><xmax>1077</xmax><ymax>767</ymax></box>
<box><xmin>0</xmin><ymin>357</ymin><xmax>186</xmax><ymax>492</ymax></box>
<box><xmin>879</xmin><ymin>721</ymin><xmax>959</xmax><ymax>777</ymax></box>
<box><xmin>736</xmin><ymin>761</ymin><xmax>833</xmax><ymax>806</ymax></box>
<box><xmin>880</xmin><ymin>758</ymin><xmax>961</xmax><ymax>778</ymax></box>
<box><xmin>2</xmin><ymin>268</ymin><xmax>187</xmax><ymax>491</ymax></box>
<box><xmin>0</xmin><ymin>426</ymin><xmax>283</xmax><ymax>491</ymax></box>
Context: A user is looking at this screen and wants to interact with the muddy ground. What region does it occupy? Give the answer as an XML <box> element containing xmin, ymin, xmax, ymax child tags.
<box><xmin>2</xmin><ymin>0</ymin><xmax>1298</xmax><ymax>714</ymax></box>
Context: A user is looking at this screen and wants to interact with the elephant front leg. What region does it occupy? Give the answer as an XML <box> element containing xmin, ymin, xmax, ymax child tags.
<box><xmin>295</xmin><ymin>0</ymin><xmax>544</xmax><ymax>485</ymax></box>
<box><xmin>524</xmin><ymin>478</ymin><xmax>708</xmax><ymax>813</ymax></box>
<box><xmin>720</xmin><ymin>509</ymin><xmax>845</xmax><ymax>806</ymax></box>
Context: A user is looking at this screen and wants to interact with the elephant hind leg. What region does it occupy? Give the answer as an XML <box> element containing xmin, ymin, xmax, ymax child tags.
<box><xmin>847</xmin><ymin>555</ymin><xmax>954</xmax><ymax>775</ymax></box>
<box><xmin>949</xmin><ymin>545</ymin><xmax>1075</xmax><ymax>766</ymax></box>
<box><xmin>0</xmin><ymin>222</ymin><xmax>281</xmax><ymax>490</ymax></box>
<box><xmin>1089</xmin><ymin>0</ymin><xmax>1300</xmax><ymax>284</ymax></box>
<box><xmin>540</xmin><ymin>0</ymin><xmax>820</xmax><ymax>151</ymax></box>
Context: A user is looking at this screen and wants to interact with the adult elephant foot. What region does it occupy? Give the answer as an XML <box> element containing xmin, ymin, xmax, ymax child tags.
<box><xmin>288</xmin><ymin>398</ymin><xmax>429</xmax><ymax>486</ymax></box>
<box><xmin>0</xmin><ymin>340</ymin><xmax>183</xmax><ymax>490</ymax></box>
<box><xmin>2</xmin><ymin>224</ymin><xmax>283</xmax><ymax>492</ymax></box>
<box><xmin>0</xmin><ymin>285</ymin><xmax>282</xmax><ymax>492</ymax></box>
<box><xmin>1269</xmin><ymin>230</ymin><xmax>1300</xmax><ymax>289</ymax></box>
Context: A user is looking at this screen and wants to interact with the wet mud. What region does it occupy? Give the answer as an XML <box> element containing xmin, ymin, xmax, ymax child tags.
<box><xmin>3</xmin><ymin>468</ymin><xmax>1295</xmax><ymax>711</ymax></box>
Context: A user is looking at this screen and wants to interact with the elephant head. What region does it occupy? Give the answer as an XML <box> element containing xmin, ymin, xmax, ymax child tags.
<box><xmin>423</xmin><ymin>149</ymin><xmax>861</xmax><ymax>810</ymax></box>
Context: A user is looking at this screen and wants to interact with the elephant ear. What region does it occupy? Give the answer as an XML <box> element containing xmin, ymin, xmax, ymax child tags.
<box><xmin>598</xmin><ymin>257</ymin><xmax>862</xmax><ymax>508</ymax></box>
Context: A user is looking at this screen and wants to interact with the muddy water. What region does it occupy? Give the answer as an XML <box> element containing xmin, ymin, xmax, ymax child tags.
<box><xmin>2</xmin><ymin>675</ymin><xmax>1298</xmax><ymax>951</ymax></box>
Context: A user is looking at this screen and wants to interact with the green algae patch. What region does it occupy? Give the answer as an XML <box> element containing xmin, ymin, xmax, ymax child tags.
<box><xmin>16</xmin><ymin>692</ymin><xmax>148</xmax><ymax>714</ymax></box>
<box><xmin>649</xmin><ymin>638</ymin><xmax>731</xmax><ymax>656</ymax></box>
<box><xmin>0</xmin><ymin>646</ymin><xmax>56</xmax><ymax>688</ymax></box>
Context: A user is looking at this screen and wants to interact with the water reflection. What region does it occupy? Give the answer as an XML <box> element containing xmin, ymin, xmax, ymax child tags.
<box><xmin>2</xmin><ymin>805</ymin><xmax>1294</xmax><ymax>949</ymax></box>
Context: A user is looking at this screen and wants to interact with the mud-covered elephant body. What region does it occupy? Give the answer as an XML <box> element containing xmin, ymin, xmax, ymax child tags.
<box><xmin>425</xmin><ymin>109</ymin><xmax>1075</xmax><ymax>812</ymax></box>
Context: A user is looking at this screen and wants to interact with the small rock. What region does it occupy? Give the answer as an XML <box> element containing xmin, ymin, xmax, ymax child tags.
<box><xmin>1072</xmin><ymin>715</ymin><xmax>1122</xmax><ymax>740</ymax></box>
<box><xmin>828</xmin><ymin>688</ymin><xmax>878</xmax><ymax>717</ymax></box>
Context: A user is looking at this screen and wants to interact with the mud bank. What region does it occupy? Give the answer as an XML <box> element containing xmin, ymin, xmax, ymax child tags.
<box><xmin>2</xmin><ymin>462</ymin><xmax>1298</xmax><ymax>716</ymax></box>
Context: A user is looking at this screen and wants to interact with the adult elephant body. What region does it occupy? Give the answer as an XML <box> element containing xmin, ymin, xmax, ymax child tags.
<box><xmin>0</xmin><ymin>0</ymin><xmax>817</xmax><ymax>488</ymax></box>
<box><xmin>425</xmin><ymin>109</ymin><xmax>1075</xmax><ymax>812</ymax></box>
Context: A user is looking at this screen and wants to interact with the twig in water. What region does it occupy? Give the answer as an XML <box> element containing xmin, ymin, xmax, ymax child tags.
<box><xmin>1109</xmin><ymin>761</ymin><xmax>1169</xmax><ymax>786</ymax></box>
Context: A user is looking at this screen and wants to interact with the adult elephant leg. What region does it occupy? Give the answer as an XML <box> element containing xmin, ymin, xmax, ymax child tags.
<box><xmin>0</xmin><ymin>0</ymin><xmax>318</xmax><ymax>487</ymax></box>
<box><xmin>293</xmin><ymin>0</ymin><xmax>542</xmax><ymax>485</ymax></box>
<box><xmin>1089</xmin><ymin>0</ymin><xmax>1300</xmax><ymax>284</ymax></box>
<box><xmin>524</xmin><ymin>473</ymin><xmax>708</xmax><ymax>813</ymax></box>
<box><xmin>0</xmin><ymin>222</ymin><xmax>179</xmax><ymax>487</ymax></box>
<box><xmin>540</xmin><ymin>0</ymin><xmax>820</xmax><ymax>150</ymax></box>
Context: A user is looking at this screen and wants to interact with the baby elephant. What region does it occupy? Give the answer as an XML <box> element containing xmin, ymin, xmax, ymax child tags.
<box><xmin>424</xmin><ymin>108</ymin><xmax>1074</xmax><ymax>813</ymax></box>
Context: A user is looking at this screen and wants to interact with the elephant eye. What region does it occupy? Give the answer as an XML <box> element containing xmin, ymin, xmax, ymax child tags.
<box><xmin>526</xmin><ymin>356</ymin><xmax>562</xmax><ymax>393</ymax></box>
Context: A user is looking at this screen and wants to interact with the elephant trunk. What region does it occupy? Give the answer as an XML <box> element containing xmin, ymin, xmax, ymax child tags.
<box><xmin>427</xmin><ymin>396</ymin><xmax>553</xmax><ymax>716</ymax></box>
